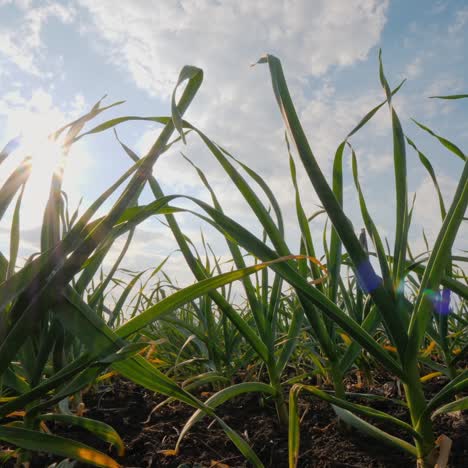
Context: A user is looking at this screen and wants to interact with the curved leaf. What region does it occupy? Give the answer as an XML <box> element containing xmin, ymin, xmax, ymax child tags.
<box><xmin>38</xmin><ymin>414</ymin><xmax>124</xmax><ymax>456</ymax></box>
<box><xmin>0</xmin><ymin>426</ymin><xmax>120</xmax><ymax>468</ymax></box>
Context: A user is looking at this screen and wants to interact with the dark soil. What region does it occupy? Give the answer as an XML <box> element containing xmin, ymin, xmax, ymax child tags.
<box><xmin>2</xmin><ymin>376</ymin><xmax>467</xmax><ymax>467</ymax></box>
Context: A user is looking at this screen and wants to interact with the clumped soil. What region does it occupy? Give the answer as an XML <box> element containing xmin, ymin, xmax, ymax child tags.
<box><xmin>2</xmin><ymin>376</ymin><xmax>467</xmax><ymax>467</ymax></box>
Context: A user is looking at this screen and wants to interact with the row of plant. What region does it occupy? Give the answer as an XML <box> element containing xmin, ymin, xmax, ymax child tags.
<box><xmin>0</xmin><ymin>53</ymin><xmax>466</xmax><ymax>468</ymax></box>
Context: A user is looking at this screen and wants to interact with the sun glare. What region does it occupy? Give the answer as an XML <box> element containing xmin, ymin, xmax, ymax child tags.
<box><xmin>12</xmin><ymin>120</ymin><xmax>64</xmax><ymax>221</ymax></box>
<box><xmin>19</xmin><ymin>129</ymin><xmax>65</xmax><ymax>174</ymax></box>
<box><xmin>5</xmin><ymin>99</ymin><xmax>90</xmax><ymax>229</ymax></box>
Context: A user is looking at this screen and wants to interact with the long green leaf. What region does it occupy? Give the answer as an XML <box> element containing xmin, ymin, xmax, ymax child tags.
<box><xmin>174</xmin><ymin>382</ymin><xmax>275</xmax><ymax>454</ymax></box>
<box><xmin>0</xmin><ymin>426</ymin><xmax>120</xmax><ymax>468</ymax></box>
<box><xmin>38</xmin><ymin>414</ymin><xmax>124</xmax><ymax>456</ymax></box>
<box><xmin>407</xmin><ymin>158</ymin><xmax>468</xmax><ymax>357</ymax></box>
<box><xmin>412</xmin><ymin>119</ymin><xmax>466</xmax><ymax>161</ymax></box>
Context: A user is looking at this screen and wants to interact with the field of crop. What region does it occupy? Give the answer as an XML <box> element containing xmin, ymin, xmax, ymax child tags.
<box><xmin>0</xmin><ymin>53</ymin><xmax>466</xmax><ymax>468</ymax></box>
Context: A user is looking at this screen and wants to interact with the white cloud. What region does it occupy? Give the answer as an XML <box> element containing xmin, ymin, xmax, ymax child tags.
<box><xmin>430</xmin><ymin>1</ymin><xmax>449</xmax><ymax>15</ymax></box>
<box><xmin>361</xmin><ymin>151</ymin><xmax>393</xmax><ymax>174</ymax></box>
<box><xmin>299</xmin><ymin>88</ymin><xmax>393</xmax><ymax>167</ymax></box>
<box><xmin>77</xmin><ymin>0</ymin><xmax>388</xmax><ymax>97</ymax></box>
<box><xmin>423</xmin><ymin>76</ymin><xmax>465</xmax><ymax>98</ymax></box>
<box><xmin>405</xmin><ymin>56</ymin><xmax>423</xmax><ymax>79</ymax></box>
<box><xmin>75</xmin><ymin>0</ymin><xmax>389</xmax><ymax>250</ymax></box>
<box><xmin>449</xmin><ymin>6</ymin><xmax>468</xmax><ymax>34</ymax></box>
<box><xmin>72</xmin><ymin>0</ymin><xmax>394</xmax><ymax>281</ymax></box>
<box><xmin>0</xmin><ymin>0</ymin><xmax>75</xmax><ymax>75</ymax></box>
<box><xmin>410</xmin><ymin>173</ymin><xmax>467</xmax><ymax>253</ymax></box>
<box><xmin>76</xmin><ymin>0</ymin><xmax>389</xmax><ymax>172</ymax></box>
<box><xmin>408</xmin><ymin>75</ymin><xmax>465</xmax><ymax>119</ymax></box>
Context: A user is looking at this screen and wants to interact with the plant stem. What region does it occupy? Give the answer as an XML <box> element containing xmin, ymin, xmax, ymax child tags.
<box><xmin>266</xmin><ymin>360</ymin><xmax>288</xmax><ymax>427</ymax></box>
<box><xmin>330</xmin><ymin>363</ymin><xmax>346</xmax><ymax>400</ymax></box>
<box><xmin>275</xmin><ymin>388</ymin><xmax>289</xmax><ymax>427</ymax></box>
<box><xmin>403</xmin><ymin>360</ymin><xmax>435</xmax><ymax>467</ymax></box>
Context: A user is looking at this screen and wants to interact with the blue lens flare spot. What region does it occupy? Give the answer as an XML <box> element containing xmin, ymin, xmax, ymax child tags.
<box><xmin>356</xmin><ymin>259</ymin><xmax>382</xmax><ymax>294</ymax></box>
<box><xmin>423</xmin><ymin>288</ymin><xmax>452</xmax><ymax>315</ymax></box>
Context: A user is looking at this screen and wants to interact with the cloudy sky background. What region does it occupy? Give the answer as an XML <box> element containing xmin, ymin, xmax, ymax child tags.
<box><xmin>0</xmin><ymin>0</ymin><xmax>466</xmax><ymax>291</ymax></box>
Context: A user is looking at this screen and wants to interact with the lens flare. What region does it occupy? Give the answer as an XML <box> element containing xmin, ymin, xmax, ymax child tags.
<box><xmin>423</xmin><ymin>287</ymin><xmax>452</xmax><ymax>315</ymax></box>
<box><xmin>356</xmin><ymin>259</ymin><xmax>383</xmax><ymax>293</ymax></box>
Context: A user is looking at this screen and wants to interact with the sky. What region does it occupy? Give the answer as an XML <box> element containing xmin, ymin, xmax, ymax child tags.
<box><xmin>0</xmin><ymin>0</ymin><xmax>467</xmax><ymax>291</ymax></box>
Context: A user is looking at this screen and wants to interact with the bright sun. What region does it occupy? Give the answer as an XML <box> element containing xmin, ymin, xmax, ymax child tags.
<box><xmin>13</xmin><ymin>122</ymin><xmax>66</xmax><ymax>226</ymax></box>
<box><xmin>3</xmin><ymin>94</ymin><xmax>90</xmax><ymax>230</ymax></box>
